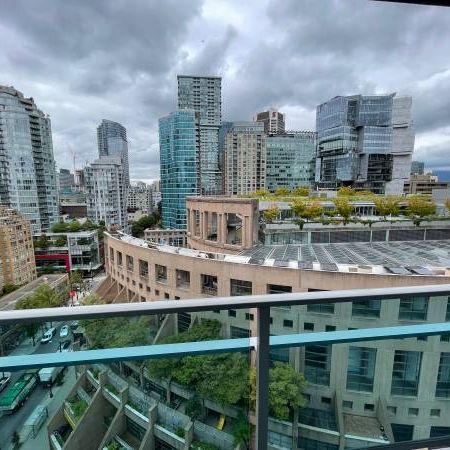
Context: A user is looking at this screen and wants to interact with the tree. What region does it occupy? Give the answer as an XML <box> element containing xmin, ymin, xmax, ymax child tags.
<box><xmin>337</xmin><ymin>186</ymin><xmax>355</xmax><ymax>197</ymax></box>
<box><xmin>269</xmin><ymin>362</ymin><xmax>306</xmax><ymax>420</ymax></box>
<box><xmin>232</xmin><ymin>411</ymin><xmax>253</xmax><ymax>449</ymax></box>
<box><xmin>131</xmin><ymin>211</ymin><xmax>162</xmax><ymax>237</ymax></box>
<box><xmin>373</xmin><ymin>196</ymin><xmax>400</xmax><ymax>218</ymax></box>
<box><xmin>274</xmin><ymin>187</ymin><xmax>290</xmax><ymax>197</ymax></box>
<box><xmin>81</xmin><ymin>293</ymin><xmax>104</xmax><ymax>306</ymax></box>
<box><xmin>69</xmin><ymin>271</ymin><xmax>83</xmax><ymax>290</ymax></box>
<box><xmin>407</xmin><ymin>196</ymin><xmax>437</xmax><ymax>225</ymax></box>
<box><xmin>333</xmin><ymin>198</ymin><xmax>353</xmax><ymax>224</ymax></box>
<box><xmin>16</xmin><ymin>284</ymin><xmax>65</xmax><ymax>309</ymax></box>
<box><xmin>25</xmin><ymin>323</ymin><xmax>39</xmax><ymax>346</ymax></box>
<box><xmin>54</xmin><ymin>236</ymin><xmax>67</xmax><ymax>247</ymax></box>
<box><xmin>263</xmin><ymin>205</ymin><xmax>280</xmax><ymax>223</ymax></box>
<box><xmin>291</xmin><ymin>199</ymin><xmax>307</xmax><ymax>218</ymax></box>
<box><xmin>445</xmin><ymin>198</ymin><xmax>450</xmax><ymax>213</ymax></box>
<box><xmin>1</xmin><ymin>283</ymin><xmax>19</xmax><ymax>296</ymax></box>
<box><xmin>253</xmin><ymin>189</ymin><xmax>269</xmax><ymax>198</ymax></box>
<box><xmin>293</xmin><ymin>186</ymin><xmax>310</xmax><ymax>197</ymax></box>
<box><xmin>302</xmin><ymin>202</ymin><xmax>323</xmax><ymax>221</ymax></box>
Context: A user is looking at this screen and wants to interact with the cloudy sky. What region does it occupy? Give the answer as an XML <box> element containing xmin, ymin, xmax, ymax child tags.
<box><xmin>1</xmin><ymin>0</ymin><xmax>450</xmax><ymax>182</ymax></box>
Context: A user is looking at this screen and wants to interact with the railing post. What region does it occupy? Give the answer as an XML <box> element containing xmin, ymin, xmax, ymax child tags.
<box><xmin>255</xmin><ymin>306</ymin><xmax>270</xmax><ymax>450</ymax></box>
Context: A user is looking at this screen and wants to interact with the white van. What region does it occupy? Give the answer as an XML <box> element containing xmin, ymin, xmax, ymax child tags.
<box><xmin>40</xmin><ymin>327</ymin><xmax>56</xmax><ymax>344</ymax></box>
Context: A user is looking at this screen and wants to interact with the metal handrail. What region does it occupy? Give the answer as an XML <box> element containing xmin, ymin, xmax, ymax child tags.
<box><xmin>1</xmin><ymin>283</ymin><xmax>449</xmax><ymax>324</ymax></box>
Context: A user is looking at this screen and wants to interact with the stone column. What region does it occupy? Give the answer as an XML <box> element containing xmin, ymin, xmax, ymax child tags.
<box><xmin>222</xmin><ymin>213</ymin><xmax>228</xmax><ymax>245</ymax></box>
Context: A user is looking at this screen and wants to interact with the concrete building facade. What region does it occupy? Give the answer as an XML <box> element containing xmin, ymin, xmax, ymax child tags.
<box><xmin>255</xmin><ymin>109</ymin><xmax>286</xmax><ymax>134</ymax></box>
<box><xmin>404</xmin><ymin>173</ymin><xmax>450</xmax><ymax>195</ymax></box>
<box><xmin>223</xmin><ymin>122</ymin><xmax>266</xmax><ymax>196</ymax></box>
<box><xmin>0</xmin><ymin>85</ymin><xmax>59</xmax><ymax>233</ymax></box>
<box><xmin>128</xmin><ymin>182</ymin><xmax>153</xmax><ymax>215</ymax></box>
<box><xmin>85</xmin><ymin>157</ymin><xmax>128</xmax><ymax>231</ymax></box>
<box><xmin>0</xmin><ymin>207</ymin><xmax>36</xmax><ymax>289</ymax></box>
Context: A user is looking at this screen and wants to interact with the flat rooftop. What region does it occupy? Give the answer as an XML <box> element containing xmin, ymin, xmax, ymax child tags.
<box><xmin>112</xmin><ymin>232</ymin><xmax>450</xmax><ymax>276</ymax></box>
<box><xmin>0</xmin><ymin>274</ymin><xmax>68</xmax><ymax>311</ymax></box>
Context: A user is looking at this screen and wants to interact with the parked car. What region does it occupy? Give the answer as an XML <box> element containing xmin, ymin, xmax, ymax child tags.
<box><xmin>40</xmin><ymin>327</ymin><xmax>56</xmax><ymax>344</ymax></box>
<box><xmin>60</xmin><ymin>340</ymin><xmax>72</xmax><ymax>352</ymax></box>
<box><xmin>0</xmin><ymin>372</ymin><xmax>11</xmax><ymax>393</ymax></box>
<box><xmin>59</xmin><ymin>325</ymin><xmax>69</xmax><ymax>338</ymax></box>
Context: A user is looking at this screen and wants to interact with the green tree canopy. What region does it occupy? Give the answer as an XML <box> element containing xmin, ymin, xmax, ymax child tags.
<box><xmin>291</xmin><ymin>199</ymin><xmax>307</xmax><ymax>218</ymax></box>
<box><xmin>302</xmin><ymin>202</ymin><xmax>324</xmax><ymax>221</ymax></box>
<box><xmin>373</xmin><ymin>196</ymin><xmax>400</xmax><ymax>218</ymax></box>
<box><xmin>16</xmin><ymin>284</ymin><xmax>65</xmax><ymax>309</ymax></box>
<box><xmin>131</xmin><ymin>211</ymin><xmax>162</xmax><ymax>237</ymax></box>
<box><xmin>262</xmin><ymin>204</ymin><xmax>280</xmax><ymax>223</ymax></box>
<box><xmin>333</xmin><ymin>197</ymin><xmax>353</xmax><ymax>224</ymax></box>
<box><xmin>274</xmin><ymin>187</ymin><xmax>290</xmax><ymax>197</ymax></box>
<box><xmin>407</xmin><ymin>196</ymin><xmax>437</xmax><ymax>218</ymax></box>
<box><xmin>337</xmin><ymin>186</ymin><xmax>356</xmax><ymax>196</ymax></box>
<box><xmin>293</xmin><ymin>186</ymin><xmax>310</xmax><ymax>197</ymax></box>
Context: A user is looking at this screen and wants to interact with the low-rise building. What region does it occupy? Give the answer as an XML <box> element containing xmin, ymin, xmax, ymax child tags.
<box><xmin>33</xmin><ymin>230</ymin><xmax>101</xmax><ymax>276</ymax></box>
<box><xmin>144</xmin><ymin>228</ymin><xmax>187</xmax><ymax>247</ymax></box>
<box><xmin>0</xmin><ymin>207</ymin><xmax>36</xmax><ymax>290</ymax></box>
<box><xmin>404</xmin><ymin>173</ymin><xmax>450</xmax><ymax>195</ymax></box>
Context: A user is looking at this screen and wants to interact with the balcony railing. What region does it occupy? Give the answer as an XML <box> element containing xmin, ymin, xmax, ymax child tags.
<box><xmin>2</xmin><ymin>284</ymin><xmax>450</xmax><ymax>449</ymax></box>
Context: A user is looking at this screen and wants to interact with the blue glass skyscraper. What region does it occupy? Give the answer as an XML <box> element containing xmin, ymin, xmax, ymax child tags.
<box><xmin>159</xmin><ymin>111</ymin><xmax>199</xmax><ymax>229</ymax></box>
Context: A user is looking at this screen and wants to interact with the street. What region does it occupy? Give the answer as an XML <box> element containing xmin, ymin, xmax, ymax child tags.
<box><xmin>0</xmin><ymin>323</ymin><xmax>73</xmax><ymax>449</ymax></box>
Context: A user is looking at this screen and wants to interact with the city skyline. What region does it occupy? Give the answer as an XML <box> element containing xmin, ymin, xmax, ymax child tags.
<box><xmin>1</xmin><ymin>0</ymin><xmax>450</xmax><ymax>180</ymax></box>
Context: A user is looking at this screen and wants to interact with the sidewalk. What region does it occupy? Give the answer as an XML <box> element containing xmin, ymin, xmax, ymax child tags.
<box><xmin>19</xmin><ymin>367</ymin><xmax>76</xmax><ymax>450</ymax></box>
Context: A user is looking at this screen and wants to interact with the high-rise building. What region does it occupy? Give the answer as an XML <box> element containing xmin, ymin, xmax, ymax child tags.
<box><xmin>223</xmin><ymin>121</ymin><xmax>266</xmax><ymax>196</ymax></box>
<box><xmin>266</xmin><ymin>132</ymin><xmax>317</xmax><ymax>192</ymax></box>
<box><xmin>59</xmin><ymin>168</ymin><xmax>75</xmax><ymax>192</ymax></box>
<box><xmin>0</xmin><ymin>85</ymin><xmax>59</xmax><ymax>233</ymax></box>
<box><xmin>159</xmin><ymin>110</ymin><xmax>199</xmax><ymax>229</ymax></box>
<box><xmin>97</xmin><ymin>119</ymin><xmax>130</xmax><ymax>187</ymax></box>
<box><xmin>128</xmin><ymin>182</ymin><xmax>153</xmax><ymax>214</ymax></box>
<box><xmin>0</xmin><ymin>207</ymin><xmax>36</xmax><ymax>288</ymax></box>
<box><xmin>411</xmin><ymin>160</ymin><xmax>425</xmax><ymax>176</ymax></box>
<box><xmin>255</xmin><ymin>109</ymin><xmax>286</xmax><ymax>134</ymax></box>
<box><xmin>177</xmin><ymin>75</ymin><xmax>222</xmax><ymax>195</ymax></box>
<box><xmin>74</xmin><ymin>169</ymin><xmax>85</xmax><ymax>192</ymax></box>
<box><xmin>315</xmin><ymin>93</ymin><xmax>414</xmax><ymax>194</ymax></box>
<box><xmin>85</xmin><ymin>157</ymin><xmax>127</xmax><ymax>230</ymax></box>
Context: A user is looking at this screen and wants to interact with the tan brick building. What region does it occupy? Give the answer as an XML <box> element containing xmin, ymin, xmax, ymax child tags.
<box><xmin>0</xmin><ymin>207</ymin><xmax>36</xmax><ymax>290</ymax></box>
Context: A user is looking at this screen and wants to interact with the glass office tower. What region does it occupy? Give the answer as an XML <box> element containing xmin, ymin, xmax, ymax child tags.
<box><xmin>266</xmin><ymin>132</ymin><xmax>317</xmax><ymax>192</ymax></box>
<box><xmin>159</xmin><ymin>110</ymin><xmax>199</xmax><ymax>229</ymax></box>
<box><xmin>315</xmin><ymin>94</ymin><xmax>414</xmax><ymax>194</ymax></box>
<box><xmin>177</xmin><ymin>75</ymin><xmax>222</xmax><ymax>195</ymax></box>
<box><xmin>97</xmin><ymin>119</ymin><xmax>130</xmax><ymax>187</ymax></box>
<box><xmin>0</xmin><ymin>85</ymin><xmax>59</xmax><ymax>233</ymax></box>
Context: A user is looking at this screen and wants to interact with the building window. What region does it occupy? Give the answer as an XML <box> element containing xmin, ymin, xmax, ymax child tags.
<box><xmin>110</xmin><ymin>247</ymin><xmax>114</xmax><ymax>261</ymax></box>
<box><xmin>364</xmin><ymin>403</ymin><xmax>374</xmax><ymax>412</ymax></box>
<box><xmin>164</xmin><ymin>293</ymin><xmax>169</xmax><ymax>299</ymax></box>
<box><xmin>391</xmin><ymin>424</ymin><xmax>414</xmax><ymax>442</ymax></box>
<box><xmin>346</xmin><ymin>347</ymin><xmax>376</xmax><ymax>392</ymax></box>
<box><xmin>408</xmin><ymin>408</ymin><xmax>419</xmax><ymax>416</ymax></box>
<box><xmin>139</xmin><ymin>283</ymin><xmax>143</xmax><ymax>289</ymax></box>
<box><xmin>146</xmin><ymin>286</ymin><xmax>151</xmax><ymax>292</ymax></box>
<box><xmin>430</xmin><ymin>426</ymin><xmax>450</xmax><ymax>438</ymax></box>
<box><xmin>391</xmin><ymin>350</ymin><xmax>422</xmax><ymax>396</ymax></box>
<box><xmin>230</xmin><ymin>279</ymin><xmax>252</xmax><ymax>296</ymax></box>
<box><xmin>155</xmin><ymin>264</ymin><xmax>167</xmax><ymax>283</ymax></box>
<box><xmin>297</xmin><ymin>437</ymin><xmax>338</xmax><ymax>450</ymax></box>
<box><xmin>228</xmin><ymin>309</ymin><xmax>236</xmax><ymax>317</ymax></box>
<box><xmin>175</xmin><ymin>296</ymin><xmax>180</xmax><ymax>300</ymax></box>
<box><xmin>325</xmin><ymin>325</ymin><xmax>336</xmax><ymax>332</ymax></box>
<box><xmin>155</xmin><ymin>289</ymin><xmax>160</xmax><ymax>296</ymax></box>
<box><xmin>399</xmin><ymin>296</ymin><xmax>428</xmax><ymax>321</ymax></box>
<box><xmin>245</xmin><ymin>313</ymin><xmax>254</xmax><ymax>321</ymax></box>
<box><xmin>139</xmin><ymin>259</ymin><xmax>148</xmax><ymax>277</ymax></box>
<box><xmin>446</xmin><ymin>298</ymin><xmax>450</xmax><ymax>320</ymax></box>
<box><xmin>176</xmin><ymin>269</ymin><xmax>190</xmax><ymax>289</ymax></box>
<box><xmin>307</xmin><ymin>303</ymin><xmax>335</xmax><ymax>314</ymax></box>
<box><xmin>132</xmin><ymin>280</ymin><xmax>136</xmax><ymax>286</ymax></box>
<box><xmin>117</xmin><ymin>251</ymin><xmax>123</xmax><ymax>266</ymax></box>
<box><xmin>304</xmin><ymin>322</ymin><xmax>314</xmax><ymax>331</ymax></box>
<box><xmin>268</xmin><ymin>431</ymin><xmax>292</xmax><ymax>450</ymax></box>
<box><xmin>230</xmin><ymin>326</ymin><xmax>250</xmax><ymax>339</ymax></box>
<box><xmin>321</xmin><ymin>397</ymin><xmax>331</xmax><ymax>404</ymax></box>
<box><xmin>201</xmin><ymin>274</ymin><xmax>217</xmax><ymax>296</ymax></box>
<box><xmin>387</xmin><ymin>406</ymin><xmax>397</xmax><ymax>415</ymax></box>
<box><xmin>430</xmin><ymin>409</ymin><xmax>440</xmax><ymax>417</ymax></box>
<box><xmin>304</xmin><ymin>345</ymin><xmax>331</xmax><ymax>386</ymax></box>
<box><xmin>352</xmin><ymin>299</ymin><xmax>381</xmax><ymax>318</ymax></box>
<box><xmin>343</xmin><ymin>400</ymin><xmax>353</xmax><ymax>409</ymax></box>
<box><xmin>283</xmin><ymin>319</ymin><xmax>293</xmax><ymax>328</ymax></box>
<box><xmin>436</xmin><ymin>352</ymin><xmax>450</xmax><ymax>398</ymax></box>
<box><xmin>126</xmin><ymin>255</ymin><xmax>134</xmax><ymax>272</ymax></box>
<box><xmin>267</xmin><ymin>284</ymin><xmax>292</xmax><ymax>309</ymax></box>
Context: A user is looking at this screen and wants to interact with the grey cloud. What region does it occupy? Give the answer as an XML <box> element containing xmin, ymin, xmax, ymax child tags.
<box><xmin>2</xmin><ymin>0</ymin><xmax>450</xmax><ymax>179</ymax></box>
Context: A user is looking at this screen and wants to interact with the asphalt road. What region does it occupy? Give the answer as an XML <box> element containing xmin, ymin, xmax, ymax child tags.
<box><xmin>0</xmin><ymin>324</ymin><xmax>72</xmax><ymax>449</ymax></box>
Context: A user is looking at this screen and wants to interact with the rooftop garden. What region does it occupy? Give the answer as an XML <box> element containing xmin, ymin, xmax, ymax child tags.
<box><xmin>251</xmin><ymin>187</ymin><xmax>447</xmax><ymax>228</ymax></box>
<box><xmin>66</xmin><ymin>395</ymin><xmax>89</xmax><ymax>422</ymax></box>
